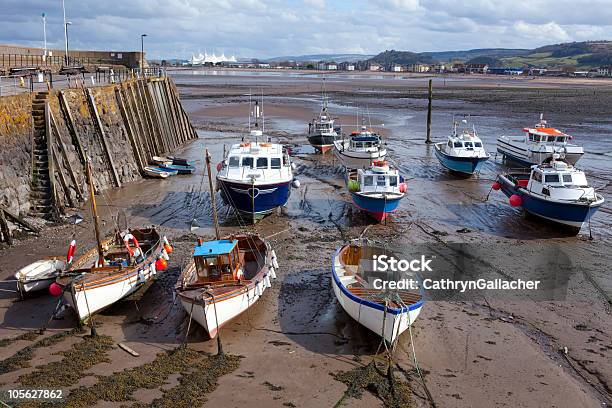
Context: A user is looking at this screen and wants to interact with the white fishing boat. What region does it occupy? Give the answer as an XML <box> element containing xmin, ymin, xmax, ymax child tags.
<box><xmin>434</xmin><ymin>119</ymin><xmax>490</xmax><ymax>175</ymax></box>
<box><xmin>176</xmin><ymin>234</ymin><xmax>277</xmax><ymax>338</ymax></box>
<box><xmin>216</xmin><ymin>100</ymin><xmax>297</xmax><ymax>222</ymax></box>
<box><xmin>15</xmin><ymin>258</ymin><xmax>66</xmax><ymax>294</ymax></box>
<box><xmin>143</xmin><ymin>166</ymin><xmax>177</xmax><ymax>178</ymax></box>
<box><xmin>494</xmin><ymin>155</ymin><xmax>604</xmax><ymax>234</ymax></box>
<box><xmin>333</xmin><ymin>126</ymin><xmax>387</xmax><ymax>169</ymax></box>
<box><xmin>176</xmin><ymin>150</ymin><xmax>278</xmax><ymax>339</ymax></box>
<box><xmin>307</xmin><ymin>81</ymin><xmax>339</xmax><ymax>153</ymax></box>
<box><xmin>497</xmin><ymin>114</ymin><xmax>584</xmax><ymax>166</ymax></box>
<box><xmin>53</xmin><ymin>160</ymin><xmax>171</xmax><ymax>322</ymax></box>
<box><xmin>332</xmin><ymin>240</ymin><xmax>424</xmax><ymax>344</ymax></box>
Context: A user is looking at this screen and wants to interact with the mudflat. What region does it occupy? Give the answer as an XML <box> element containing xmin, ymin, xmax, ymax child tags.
<box><xmin>0</xmin><ymin>69</ymin><xmax>610</xmax><ymax>407</ymax></box>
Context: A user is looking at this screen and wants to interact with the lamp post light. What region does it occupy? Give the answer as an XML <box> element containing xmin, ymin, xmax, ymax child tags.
<box><xmin>42</xmin><ymin>12</ymin><xmax>47</xmax><ymax>62</ymax></box>
<box><xmin>65</xmin><ymin>21</ymin><xmax>72</xmax><ymax>66</ymax></box>
<box><xmin>141</xmin><ymin>34</ymin><xmax>147</xmax><ymax>74</ymax></box>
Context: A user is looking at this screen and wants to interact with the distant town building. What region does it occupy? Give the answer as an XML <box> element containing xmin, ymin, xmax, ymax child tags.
<box><xmin>406</xmin><ymin>63</ymin><xmax>429</xmax><ymax>73</ymax></box>
<box><xmin>339</xmin><ymin>62</ymin><xmax>355</xmax><ymax>71</ymax></box>
<box><xmin>368</xmin><ymin>62</ymin><xmax>381</xmax><ymax>71</ymax></box>
<box><xmin>597</xmin><ymin>66</ymin><xmax>612</xmax><ymax>77</ymax></box>
<box><xmin>465</xmin><ymin>64</ymin><xmax>489</xmax><ymax>74</ymax></box>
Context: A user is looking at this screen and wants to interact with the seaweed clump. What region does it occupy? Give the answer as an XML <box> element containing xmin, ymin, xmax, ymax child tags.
<box><xmin>0</xmin><ymin>330</ymin><xmax>42</xmax><ymax>348</ymax></box>
<box><xmin>0</xmin><ymin>328</ymin><xmax>83</xmax><ymax>375</ymax></box>
<box><xmin>18</xmin><ymin>334</ymin><xmax>114</xmax><ymax>387</ymax></box>
<box><xmin>332</xmin><ymin>361</ymin><xmax>412</xmax><ymax>408</ymax></box>
<box><xmin>144</xmin><ymin>353</ymin><xmax>241</xmax><ymax>408</ymax></box>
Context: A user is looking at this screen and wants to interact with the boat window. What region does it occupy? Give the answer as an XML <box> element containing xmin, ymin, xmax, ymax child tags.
<box><xmin>474</xmin><ymin>142</ymin><xmax>482</xmax><ymax>147</ymax></box>
<box><xmin>271</xmin><ymin>157</ymin><xmax>281</xmax><ymax>169</ymax></box>
<box><xmin>364</xmin><ymin>176</ymin><xmax>373</xmax><ymax>186</ymax></box>
<box><xmin>533</xmin><ymin>135</ymin><xmax>541</xmax><ymax>142</ymax></box>
<box><xmin>377</xmin><ymin>175</ymin><xmax>386</xmax><ymax>186</ymax></box>
<box><xmin>228</xmin><ymin>156</ymin><xmax>240</xmax><ymax>168</ymax></box>
<box><xmin>562</xmin><ymin>174</ymin><xmax>572</xmax><ymax>183</ymax></box>
<box><xmin>547</xmin><ymin>136</ymin><xmax>556</xmax><ymax>142</ymax></box>
<box><xmin>529</xmin><ymin>134</ymin><xmax>534</xmax><ymax>142</ymax></box>
<box><xmin>454</xmin><ymin>142</ymin><xmax>463</xmax><ymax>148</ymax></box>
<box><xmin>532</xmin><ymin>171</ymin><xmax>542</xmax><ymax>182</ymax></box>
<box><xmin>355</xmin><ymin>142</ymin><xmax>363</xmax><ymax>148</ymax></box>
<box><xmin>365</xmin><ymin>142</ymin><xmax>372</xmax><ymax>148</ymax></box>
<box><xmin>389</xmin><ymin>176</ymin><xmax>398</xmax><ymax>187</ymax></box>
<box><xmin>448</xmin><ymin>141</ymin><xmax>452</xmax><ymax>148</ymax></box>
<box><xmin>242</xmin><ymin>157</ymin><xmax>254</xmax><ymax>168</ymax></box>
<box><xmin>464</xmin><ymin>142</ymin><xmax>473</xmax><ymax>148</ymax></box>
<box><xmin>556</xmin><ymin>136</ymin><xmax>566</xmax><ymax>142</ymax></box>
<box><xmin>205</xmin><ymin>256</ymin><xmax>220</xmax><ymax>277</ymax></box>
<box><xmin>544</xmin><ymin>174</ymin><xmax>560</xmax><ymax>183</ymax></box>
<box><xmin>256</xmin><ymin>157</ymin><xmax>268</xmax><ymax>169</ymax></box>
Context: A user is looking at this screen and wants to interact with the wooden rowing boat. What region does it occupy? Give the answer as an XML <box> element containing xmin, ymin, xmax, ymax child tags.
<box><xmin>15</xmin><ymin>258</ymin><xmax>66</xmax><ymax>294</ymax></box>
<box><xmin>332</xmin><ymin>240</ymin><xmax>423</xmax><ymax>344</ymax></box>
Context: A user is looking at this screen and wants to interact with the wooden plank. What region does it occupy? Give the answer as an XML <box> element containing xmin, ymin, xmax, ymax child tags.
<box><xmin>135</xmin><ymin>79</ymin><xmax>160</xmax><ymax>156</ymax></box>
<box><xmin>0</xmin><ymin>208</ymin><xmax>12</xmax><ymax>245</ymax></box>
<box><xmin>85</xmin><ymin>88</ymin><xmax>122</xmax><ymax>188</ymax></box>
<box><xmin>155</xmin><ymin>80</ymin><xmax>176</xmax><ymax>150</ymax></box>
<box><xmin>51</xmin><ymin>146</ymin><xmax>75</xmax><ymax>207</ymax></box>
<box><xmin>1</xmin><ymin>206</ymin><xmax>40</xmax><ymax>233</ymax></box>
<box><xmin>126</xmin><ymin>82</ymin><xmax>152</xmax><ymax>162</ymax></box>
<box><xmin>162</xmin><ymin>78</ymin><xmax>184</xmax><ymax>146</ymax></box>
<box><xmin>44</xmin><ymin>102</ymin><xmax>59</xmax><ymax>213</ymax></box>
<box><xmin>49</xmin><ymin>109</ymin><xmax>84</xmax><ymax>201</ymax></box>
<box><xmin>115</xmin><ymin>87</ymin><xmax>145</xmax><ymax>174</ymax></box>
<box><xmin>118</xmin><ymin>342</ymin><xmax>140</xmax><ymax>357</ymax></box>
<box><xmin>146</xmin><ymin>81</ymin><xmax>169</xmax><ymax>152</ymax></box>
<box><xmin>167</xmin><ymin>81</ymin><xmax>191</xmax><ymax>143</ymax></box>
<box><xmin>144</xmin><ymin>80</ymin><xmax>169</xmax><ymax>153</ymax></box>
<box><xmin>58</xmin><ymin>91</ymin><xmax>86</xmax><ymax>165</ymax></box>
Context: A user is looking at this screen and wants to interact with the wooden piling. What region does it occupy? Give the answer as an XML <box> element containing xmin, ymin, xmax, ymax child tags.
<box><xmin>426</xmin><ymin>79</ymin><xmax>433</xmax><ymax>144</ymax></box>
<box><xmin>145</xmin><ymin>80</ymin><xmax>169</xmax><ymax>153</ymax></box>
<box><xmin>85</xmin><ymin>88</ymin><xmax>122</xmax><ymax>188</ymax></box>
<box><xmin>51</xmin><ymin>146</ymin><xmax>75</xmax><ymax>207</ymax></box>
<box><xmin>49</xmin><ymin>109</ymin><xmax>83</xmax><ymax>201</ymax></box>
<box><xmin>166</xmin><ymin>79</ymin><xmax>189</xmax><ymax>144</ymax></box>
<box><xmin>0</xmin><ymin>207</ymin><xmax>12</xmax><ymax>245</ymax></box>
<box><xmin>127</xmin><ymin>82</ymin><xmax>154</xmax><ymax>162</ymax></box>
<box><xmin>115</xmin><ymin>87</ymin><xmax>146</xmax><ymax>174</ymax></box>
<box><xmin>59</xmin><ymin>91</ymin><xmax>87</xmax><ymax>165</ymax></box>
<box><xmin>136</xmin><ymin>79</ymin><xmax>161</xmax><ymax>156</ymax></box>
<box><xmin>44</xmin><ymin>103</ymin><xmax>59</xmax><ymax>213</ymax></box>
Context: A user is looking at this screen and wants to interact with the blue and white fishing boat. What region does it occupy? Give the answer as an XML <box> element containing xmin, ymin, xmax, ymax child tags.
<box><xmin>333</xmin><ymin>125</ymin><xmax>387</xmax><ymax>169</ymax></box>
<box><xmin>494</xmin><ymin>155</ymin><xmax>604</xmax><ymax>234</ymax></box>
<box><xmin>497</xmin><ymin>114</ymin><xmax>584</xmax><ymax>166</ymax></box>
<box><xmin>216</xmin><ymin>100</ymin><xmax>297</xmax><ymax>222</ymax></box>
<box><xmin>434</xmin><ymin>119</ymin><xmax>490</xmax><ymax>175</ymax></box>
<box><xmin>144</xmin><ymin>166</ymin><xmax>178</xmax><ymax>178</ymax></box>
<box><xmin>307</xmin><ymin>81</ymin><xmax>340</xmax><ymax>153</ymax></box>
<box><xmin>159</xmin><ymin>162</ymin><xmax>196</xmax><ymax>175</ymax></box>
<box><xmin>346</xmin><ymin>160</ymin><xmax>406</xmax><ymax>222</ymax></box>
<box><xmin>332</xmin><ymin>239</ymin><xmax>424</xmax><ymax>344</ymax></box>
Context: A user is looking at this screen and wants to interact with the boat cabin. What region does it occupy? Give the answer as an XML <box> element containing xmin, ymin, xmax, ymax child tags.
<box><xmin>193</xmin><ymin>239</ymin><xmax>244</xmax><ymax>282</ymax></box>
<box><xmin>348</xmin><ymin>129</ymin><xmax>382</xmax><ymax>152</ymax></box>
<box><xmin>524</xmin><ymin>127</ymin><xmax>570</xmax><ymax>144</ymax></box>
<box><xmin>312</xmin><ymin>117</ymin><xmax>334</xmax><ymax>133</ymax></box>
<box><xmin>525</xmin><ymin>160</ymin><xmax>593</xmax><ymax>200</ymax></box>
<box><xmin>350</xmin><ymin>163</ymin><xmax>403</xmax><ymax>195</ymax></box>
<box><xmin>222</xmin><ymin>135</ymin><xmax>292</xmax><ymax>181</ymax></box>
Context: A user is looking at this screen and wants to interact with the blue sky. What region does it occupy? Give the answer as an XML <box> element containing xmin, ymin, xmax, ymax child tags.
<box><xmin>1</xmin><ymin>0</ymin><xmax>611</xmax><ymax>59</ymax></box>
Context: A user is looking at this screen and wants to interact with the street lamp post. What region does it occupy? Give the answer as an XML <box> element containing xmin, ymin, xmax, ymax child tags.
<box><xmin>42</xmin><ymin>12</ymin><xmax>47</xmax><ymax>62</ymax></box>
<box><xmin>141</xmin><ymin>34</ymin><xmax>147</xmax><ymax>75</ymax></box>
<box><xmin>62</xmin><ymin>0</ymin><xmax>68</xmax><ymax>65</ymax></box>
<box><xmin>65</xmin><ymin>22</ymin><xmax>72</xmax><ymax>66</ymax></box>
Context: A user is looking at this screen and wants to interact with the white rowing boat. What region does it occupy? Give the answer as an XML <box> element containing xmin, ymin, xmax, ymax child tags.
<box><xmin>15</xmin><ymin>258</ymin><xmax>66</xmax><ymax>294</ymax></box>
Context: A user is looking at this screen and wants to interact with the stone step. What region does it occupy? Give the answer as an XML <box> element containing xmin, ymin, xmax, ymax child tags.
<box><xmin>30</xmin><ymin>191</ymin><xmax>52</xmax><ymax>200</ymax></box>
<box><xmin>33</xmin><ymin>93</ymin><xmax>49</xmax><ymax>100</ymax></box>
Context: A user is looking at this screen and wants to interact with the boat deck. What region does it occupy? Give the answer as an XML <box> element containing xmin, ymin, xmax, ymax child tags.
<box><xmin>347</xmin><ymin>284</ymin><xmax>421</xmax><ymax>308</ymax></box>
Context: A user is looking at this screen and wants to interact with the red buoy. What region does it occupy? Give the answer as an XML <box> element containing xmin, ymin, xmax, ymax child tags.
<box><xmin>155</xmin><ymin>258</ymin><xmax>168</xmax><ymax>271</ymax></box>
<box><xmin>492</xmin><ymin>181</ymin><xmax>501</xmax><ymax>191</ymax></box>
<box><xmin>509</xmin><ymin>194</ymin><xmax>522</xmax><ymax>207</ymax></box>
<box><xmin>216</xmin><ymin>162</ymin><xmax>223</xmax><ymax>172</ymax></box>
<box><xmin>163</xmin><ymin>243</ymin><xmax>173</xmax><ymax>254</ymax></box>
<box><xmin>399</xmin><ymin>183</ymin><xmax>407</xmax><ymax>193</ymax></box>
<box><xmin>49</xmin><ymin>282</ymin><xmax>62</xmax><ymax>297</ymax></box>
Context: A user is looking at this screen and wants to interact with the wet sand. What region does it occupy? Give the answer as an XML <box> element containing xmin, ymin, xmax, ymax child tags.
<box><xmin>1</xmin><ymin>69</ymin><xmax>611</xmax><ymax>407</ymax></box>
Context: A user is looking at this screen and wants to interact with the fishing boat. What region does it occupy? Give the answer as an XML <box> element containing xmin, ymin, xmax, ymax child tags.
<box><xmin>346</xmin><ymin>160</ymin><xmax>406</xmax><ymax>222</ymax></box>
<box><xmin>434</xmin><ymin>119</ymin><xmax>490</xmax><ymax>175</ymax></box>
<box><xmin>152</xmin><ymin>156</ymin><xmax>172</xmax><ymax>165</ymax></box>
<box><xmin>143</xmin><ymin>166</ymin><xmax>178</xmax><ymax>178</ymax></box>
<box><xmin>307</xmin><ymin>81</ymin><xmax>339</xmax><ymax>153</ymax></box>
<box><xmin>333</xmin><ymin>125</ymin><xmax>387</xmax><ymax>169</ymax></box>
<box><xmin>15</xmin><ymin>258</ymin><xmax>66</xmax><ymax>295</ymax></box>
<box><xmin>332</xmin><ymin>240</ymin><xmax>424</xmax><ymax>344</ymax></box>
<box><xmin>159</xmin><ymin>162</ymin><xmax>196</xmax><ymax>175</ymax></box>
<box><xmin>497</xmin><ymin>114</ymin><xmax>584</xmax><ymax>166</ymax></box>
<box><xmin>494</xmin><ymin>154</ymin><xmax>604</xmax><ymax>234</ymax></box>
<box><xmin>216</xmin><ymin>100</ymin><xmax>297</xmax><ymax>223</ymax></box>
<box><xmin>167</xmin><ymin>156</ymin><xmax>194</xmax><ymax>166</ymax></box>
<box><xmin>175</xmin><ymin>150</ymin><xmax>278</xmax><ymax>339</ymax></box>
<box><xmin>53</xmin><ymin>160</ymin><xmax>172</xmax><ymax>322</ymax></box>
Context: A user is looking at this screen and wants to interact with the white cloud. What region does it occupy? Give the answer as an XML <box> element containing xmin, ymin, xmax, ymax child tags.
<box><xmin>512</xmin><ymin>21</ymin><xmax>570</xmax><ymax>43</ymax></box>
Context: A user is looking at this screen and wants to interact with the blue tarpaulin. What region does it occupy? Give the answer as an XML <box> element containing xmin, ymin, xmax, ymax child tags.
<box><xmin>193</xmin><ymin>240</ymin><xmax>238</xmax><ymax>257</ymax></box>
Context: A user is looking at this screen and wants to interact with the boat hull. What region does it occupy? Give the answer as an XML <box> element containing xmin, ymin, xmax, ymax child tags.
<box><xmin>217</xmin><ymin>179</ymin><xmax>292</xmax><ymax>221</ymax></box>
<box><xmin>498</xmin><ymin>175</ymin><xmax>603</xmax><ymax>230</ymax></box>
<box><xmin>496</xmin><ymin>138</ymin><xmax>583</xmax><ymax>167</ymax></box>
<box><xmin>308</xmin><ymin>133</ymin><xmax>337</xmax><ymax>153</ymax></box>
<box><xmin>159</xmin><ymin>163</ymin><xmax>195</xmax><ymax>175</ymax></box>
<box><xmin>434</xmin><ymin>143</ymin><xmax>489</xmax><ymax>175</ymax></box>
<box><xmin>331</xmin><ymin>248</ymin><xmax>423</xmax><ymax>343</ymax></box>
<box><xmin>15</xmin><ymin>259</ymin><xmax>66</xmax><ymax>294</ymax></box>
<box><xmin>333</xmin><ymin>142</ymin><xmax>387</xmax><ymax>169</ymax></box>
<box><xmin>350</xmin><ymin>192</ymin><xmax>402</xmax><ymax>222</ymax></box>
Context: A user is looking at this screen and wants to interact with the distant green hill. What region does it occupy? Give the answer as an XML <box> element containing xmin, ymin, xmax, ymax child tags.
<box><xmin>368</xmin><ymin>41</ymin><xmax>612</xmax><ymax>69</ymax></box>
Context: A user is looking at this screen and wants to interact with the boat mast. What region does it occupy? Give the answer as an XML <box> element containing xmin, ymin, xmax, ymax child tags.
<box><xmin>205</xmin><ymin>149</ymin><xmax>221</xmax><ymax>240</ymax></box>
<box><xmin>86</xmin><ymin>160</ymin><xmax>105</xmax><ymax>265</ymax></box>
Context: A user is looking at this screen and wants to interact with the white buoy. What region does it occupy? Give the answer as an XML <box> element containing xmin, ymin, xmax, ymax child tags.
<box><xmin>269</xmin><ymin>267</ymin><xmax>276</xmax><ymax>279</ymax></box>
<box><xmin>292</xmin><ymin>179</ymin><xmax>301</xmax><ymax>188</ymax></box>
<box><xmin>264</xmin><ymin>274</ymin><xmax>271</xmax><ymax>288</ymax></box>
